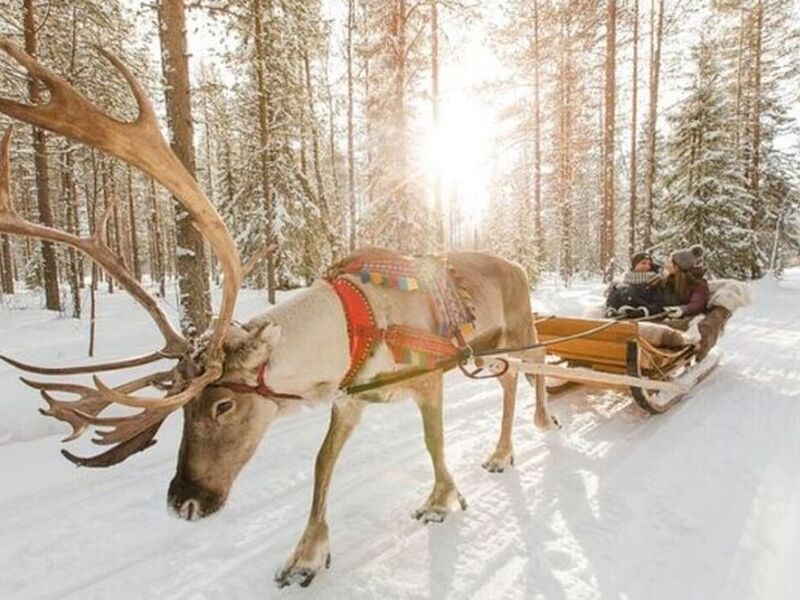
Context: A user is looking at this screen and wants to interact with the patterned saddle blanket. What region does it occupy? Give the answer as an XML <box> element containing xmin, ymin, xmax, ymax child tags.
<box><xmin>335</xmin><ymin>253</ymin><xmax>475</xmax><ymax>342</ymax></box>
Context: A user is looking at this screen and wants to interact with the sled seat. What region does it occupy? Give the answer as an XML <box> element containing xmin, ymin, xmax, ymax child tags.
<box><xmin>513</xmin><ymin>315</ymin><xmax>720</xmax><ymax>415</ymax></box>
<box><xmin>534</xmin><ymin>315</ymin><xmax>694</xmax><ymax>377</ymax></box>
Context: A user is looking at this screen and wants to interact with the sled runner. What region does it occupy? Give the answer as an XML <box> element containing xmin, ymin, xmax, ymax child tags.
<box><xmin>500</xmin><ymin>316</ymin><xmax>721</xmax><ymax>414</ymax></box>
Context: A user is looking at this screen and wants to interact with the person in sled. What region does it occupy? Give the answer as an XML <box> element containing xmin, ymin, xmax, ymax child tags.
<box><xmin>660</xmin><ymin>244</ymin><xmax>709</xmax><ymax>319</ymax></box>
<box><xmin>663</xmin><ymin>244</ymin><xmax>734</xmax><ymax>359</ymax></box>
<box><xmin>605</xmin><ymin>251</ymin><xmax>665</xmax><ymax>319</ymax></box>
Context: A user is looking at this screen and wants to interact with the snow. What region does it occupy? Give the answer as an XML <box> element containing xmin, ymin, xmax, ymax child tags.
<box><xmin>1</xmin><ymin>272</ymin><xmax>799</xmax><ymax>599</ymax></box>
<box><xmin>175</xmin><ymin>247</ymin><xmax>197</xmax><ymax>258</ymax></box>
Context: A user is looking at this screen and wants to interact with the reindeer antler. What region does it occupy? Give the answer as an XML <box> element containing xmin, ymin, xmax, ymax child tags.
<box><xmin>0</xmin><ymin>38</ymin><xmax>243</xmax><ymax>466</ymax></box>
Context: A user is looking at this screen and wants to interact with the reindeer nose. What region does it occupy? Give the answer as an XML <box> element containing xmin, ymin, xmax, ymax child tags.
<box><xmin>179</xmin><ymin>498</ymin><xmax>201</xmax><ymax>521</ymax></box>
<box><xmin>168</xmin><ymin>475</ymin><xmax>227</xmax><ymax>519</ymax></box>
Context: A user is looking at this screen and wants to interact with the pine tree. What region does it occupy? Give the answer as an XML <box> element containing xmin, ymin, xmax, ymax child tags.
<box><xmin>659</xmin><ymin>36</ymin><xmax>754</xmax><ymax>279</ymax></box>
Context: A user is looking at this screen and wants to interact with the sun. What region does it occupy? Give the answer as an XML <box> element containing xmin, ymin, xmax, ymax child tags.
<box><xmin>422</xmin><ymin>96</ymin><xmax>495</xmax><ymax>224</ymax></box>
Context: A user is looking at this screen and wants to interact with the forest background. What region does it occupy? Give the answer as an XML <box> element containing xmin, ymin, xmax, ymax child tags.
<box><xmin>0</xmin><ymin>0</ymin><xmax>797</xmax><ymax>335</ymax></box>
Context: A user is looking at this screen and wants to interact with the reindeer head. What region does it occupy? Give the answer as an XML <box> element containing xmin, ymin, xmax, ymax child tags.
<box><xmin>0</xmin><ymin>40</ymin><xmax>282</xmax><ymax>507</ymax></box>
<box><xmin>167</xmin><ymin>322</ymin><xmax>286</xmax><ymax>520</ymax></box>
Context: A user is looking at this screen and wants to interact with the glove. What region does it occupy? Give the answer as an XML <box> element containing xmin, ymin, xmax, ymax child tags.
<box><xmin>664</xmin><ymin>306</ymin><xmax>684</xmax><ymax>319</ymax></box>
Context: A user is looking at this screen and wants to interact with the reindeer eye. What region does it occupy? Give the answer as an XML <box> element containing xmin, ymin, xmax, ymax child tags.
<box><xmin>214</xmin><ymin>399</ymin><xmax>235</xmax><ymax>418</ymax></box>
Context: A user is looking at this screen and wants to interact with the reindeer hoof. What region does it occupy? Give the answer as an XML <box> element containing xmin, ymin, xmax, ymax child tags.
<box><xmin>536</xmin><ymin>413</ymin><xmax>561</xmax><ymax>431</ymax></box>
<box><xmin>413</xmin><ymin>491</ymin><xmax>467</xmax><ymax>523</ymax></box>
<box><xmin>275</xmin><ymin>566</ymin><xmax>316</xmax><ymax>588</ymax></box>
<box><xmin>413</xmin><ymin>507</ymin><xmax>447</xmax><ymax>524</ymax></box>
<box><xmin>274</xmin><ymin>552</ymin><xmax>331</xmax><ymax>588</ymax></box>
<box><xmin>482</xmin><ymin>452</ymin><xmax>514</xmax><ymax>473</ymax></box>
<box><xmin>275</xmin><ymin>564</ymin><xmax>324</xmax><ymax>588</ymax></box>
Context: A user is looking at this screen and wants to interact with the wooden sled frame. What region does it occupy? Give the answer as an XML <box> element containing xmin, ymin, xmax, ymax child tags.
<box><xmin>500</xmin><ymin>316</ymin><xmax>721</xmax><ymax>414</ymax></box>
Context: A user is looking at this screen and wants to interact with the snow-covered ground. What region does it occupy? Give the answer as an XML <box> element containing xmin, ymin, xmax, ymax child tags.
<box><xmin>1</xmin><ymin>271</ymin><xmax>798</xmax><ymax>600</ymax></box>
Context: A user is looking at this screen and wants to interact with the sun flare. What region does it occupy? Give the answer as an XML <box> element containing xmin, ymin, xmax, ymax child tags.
<box><xmin>423</xmin><ymin>97</ymin><xmax>496</xmax><ymax>223</ymax></box>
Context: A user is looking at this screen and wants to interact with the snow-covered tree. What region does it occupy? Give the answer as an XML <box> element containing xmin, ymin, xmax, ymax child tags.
<box><xmin>482</xmin><ymin>151</ymin><xmax>540</xmax><ymax>285</ymax></box>
<box><xmin>360</xmin><ymin>0</ymin><xmax>434</xmax><ymax>254</ymax></box>
<box><xmin>659</xmin><ymin>36</ymin><xmax>754</xmax><ymax>279</ymax></box>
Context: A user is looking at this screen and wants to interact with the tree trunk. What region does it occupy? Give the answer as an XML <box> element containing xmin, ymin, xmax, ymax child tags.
<box><xmin>302</xmin><ymin>49</ymin><xmax>336</xmax><ymax>253</ymax></box>
<box><xmin>628</xmin><ymin>0</ymin><xmax>639</xmax><ymax>257</ymax></box>
<box><xmin>347</xmin><ymin>0</ymin><xmax>357</xmax><ymax>251</ymax></box>
<box><xmin>0</xmin><ymin>234</ymin><xmax>14</xmax><ymax>294</ymax></box>
<box><xmin>89</xmin><ymin>266</ymin><xmax>97</xmax><ymax>357</ymax></box>
<box><xmin>558</xmin><ymin>15</ymin><xmax>574</xmax><ymax>284</ymax></box>
<box><xmin>67</xmin><ymin>5</ymin><xmax>85</xmax><ymax>291</ymax></box>
<box><xmin>100</xmin><ymin>158</ymin><xmax>114</xmax><ymax>294</ymax></box>
<box><xmin>324</xmin><ymin>41</ymin><xmax>343</xmax><ymax>252</ymax></box>
<box><xmin>87</xmin><ymin>150</ymin><xmax>98</xmax><ymax>274</ymax></box>
<box><xmin>363</xmin><ymin>0</ymin><xmax>375</xmax><ymax>227</ymax></box>
<box><xmin>157</xmin><ymin>0</ymin><xmax>211</xmax><ymax>335</ymax></box>
<box><xmin>397</xmin><ymin>0</ymin><xmax>409</xmax><ymax>253</ymax></box>
<box><xmin>564</xmin><ymin>36</ymin><xmax>574</xmax><ymax>283</ymax></box>
<box><xmin>126</xmin><ymin>166</ymin><xmax>142</xmax><ymax>281</ymax></box>
<box><xmin>88</xmin><ymin>150</ymin><xmax>99</xmax><ymax>355</ymax></box>
<box><xmin>62</xmin><ymin>144</ymin><xmax>81</xmax><ymax>318</ymax></box>
<box><xmin>733</xmin><ymin>8</ymin><xmax>746</xmax><ymax>162</ymax></box>
<box><xmin>199</xmin><ymin>67</ymin><xmax>218</xmax><ymax>286</ymax></box>
<box><xmin>24</xmin><ymin>0</ymin><xmax>61</xmax><ymax>310</ymax></box>
<box><xmin>253</xmin><ymin>0</ymin><xmax>277</xmax><ymax>303</ymax></box>
<box><xmin>20</xmin><ymin>180</ymin><xmax>33</xmax><ymax>266</ymax></box>
<box><xmin>642</xmin><ymin>0</ymin><xmax>664</xmax><ymax>250</ymax></box>
<box><xmin>200</xmin><ymin>69</ymin><xmax>216</xmax><ymax>206</ymax></box>
<box><xmin>747</xmin><ymin>0</ymin><xmax>763</xmax><ymax>279</ymax></box>
<box><xmin>601</xmin><ymin>0</ymin><xmax>617</xmax><ymax>280</ymax></box>
<box><xmin>533</xmin><ymin>0</ymin><xmax>543</xmax><ymax>263</ymax></box>
<box><xmin>110</xmin><ymin>164</ymin><xmax>125</xmax><ymax>273</ymax></box>
<box><xmin>431</xmin><ymin>0</ymin><xmax>444</xmax><ymax>251</ymax></box>
<box><xmin>147</xmin><ymin>179</ymin><xmax>167</xmax><ymax>297</ymax></box>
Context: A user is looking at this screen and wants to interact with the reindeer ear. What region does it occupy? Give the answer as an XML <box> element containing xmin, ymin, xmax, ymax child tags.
<box><xmin>253</xmin><ymin>321</ymin><xmax>282</xmax><ymax>349</ymax></box>
<box><xmin>225</xmin><ymin>322</ymin><xmax>283</xmax><ymax>372</ymax></box>
<box><xmin>222</xmin><ymin>323</ymin><xmax>250</xmax><ymax>353</ymax></box>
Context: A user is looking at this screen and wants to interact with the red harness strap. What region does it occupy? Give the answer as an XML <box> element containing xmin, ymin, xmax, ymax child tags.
<box><xmin>328</xmin><ymin>276</ymin><xmax>462</xmax><ymax>386</ymax></box>
<box><xmin>212</xmin><ymin>363</ymin><xmax>302</xmax><ymax>400</ymax></box>
<box><xmin>328</xmin><ymin>277</ymin><xmax>381</xmax><ymax>388</ymax></box>
<box><xmin>382</xmin><ymin>324</ymin><xmax>461</xmax><ymax>364</ymax></box>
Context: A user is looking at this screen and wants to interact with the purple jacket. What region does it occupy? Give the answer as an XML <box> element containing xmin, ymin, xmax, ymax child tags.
<box><xmin>681</xmin><ymin>279</ymin><xmax>710</xmax><ymax>316</ymax></box>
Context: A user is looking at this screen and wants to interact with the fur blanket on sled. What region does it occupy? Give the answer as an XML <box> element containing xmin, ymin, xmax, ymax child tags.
<box><xmin>590</xmin><ymin>279</ymin><xmax>754</xmax><ymax>349</ymax></box>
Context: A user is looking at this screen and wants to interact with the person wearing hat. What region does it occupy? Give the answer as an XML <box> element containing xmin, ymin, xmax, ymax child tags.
<box><xmin>605</xmin><ymin>251</ymin><xmax>665</xmax><ymax>318</ymax></box>
<box><xmin>661</xmin><ymin>244</ymin><xmax>710</xmax><ymax>318</ymax></box>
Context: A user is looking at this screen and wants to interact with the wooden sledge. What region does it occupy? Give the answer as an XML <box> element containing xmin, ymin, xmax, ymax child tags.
<box><xmin>500</xmin><ymin>316</ymin><xmax>721</xmax><ymax>414</ymax></box>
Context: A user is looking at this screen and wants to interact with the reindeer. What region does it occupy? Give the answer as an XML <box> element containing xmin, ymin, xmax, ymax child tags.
<box><xmin>0</xmin><ymin>39</ymin><xmax>555</xmax><ymax>588</ymax></box>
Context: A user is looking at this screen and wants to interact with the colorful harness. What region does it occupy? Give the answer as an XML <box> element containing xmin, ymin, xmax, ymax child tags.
<box><xmin>327</xmin><ymin>276</ymin><xmax>465</xmax><ymax>389</ymax></box>
<box><xmin>216</xmin><ymin>255</ymin><xmax>476</xmax><ymax>399</ymax></box>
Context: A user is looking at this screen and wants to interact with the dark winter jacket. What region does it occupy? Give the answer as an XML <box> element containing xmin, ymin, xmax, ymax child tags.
<box><xmin>606</xmin><ymin>272</ymin><xmax>665</xmax><ymax>315</ymax></box>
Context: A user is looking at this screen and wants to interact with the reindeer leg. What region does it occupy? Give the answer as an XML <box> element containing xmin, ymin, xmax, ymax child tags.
<box><xmin>410</xmin><ymin>372</ymin><xmax>467</xmax><ymax>524</ymax></box>
<box><xmin>275</xmin><ymin>396</ymin><xmax>363</xmax><ymax>589</ymax></box>
<box><xmin>525</xmin><ymin>347</ymin><xmax>560</xmax><ymax>430</ymax></box>
<box><xmin>482</xmin><ymin>370</ymin><xmax>518</xmax><ymax>473</ymax></box>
